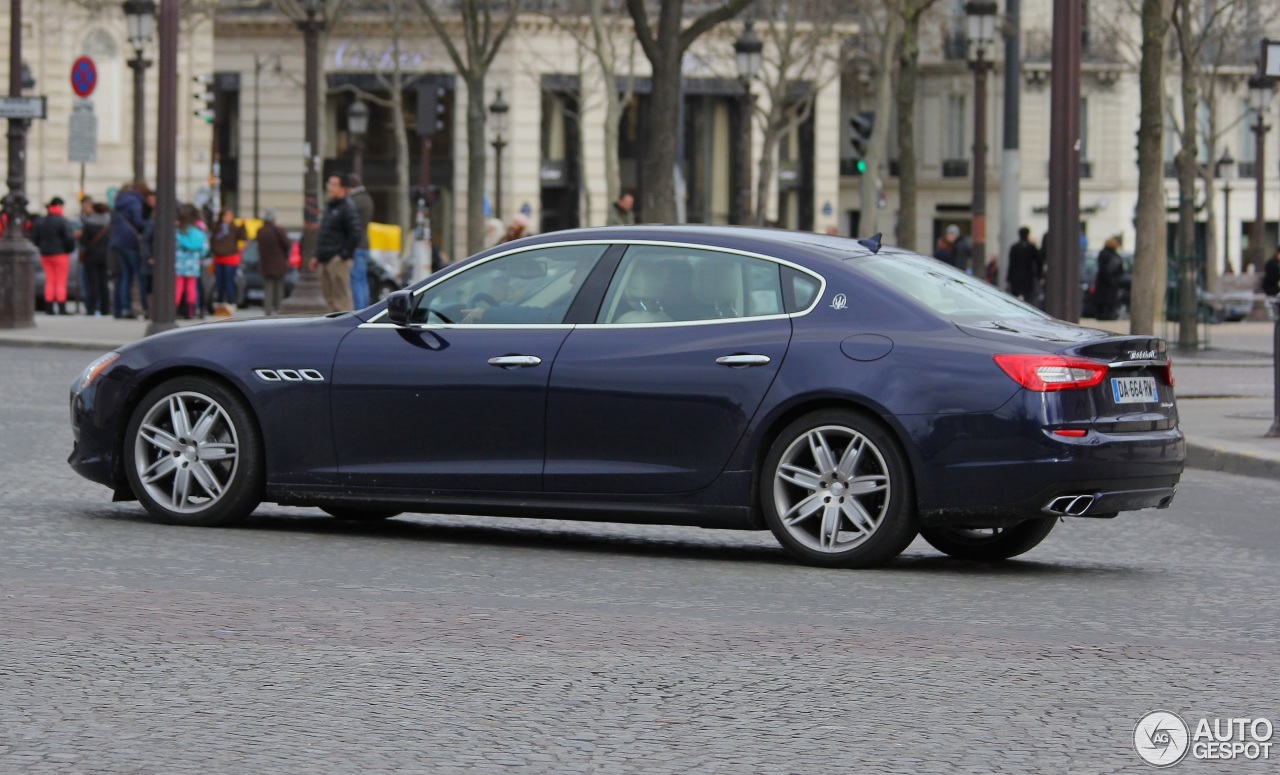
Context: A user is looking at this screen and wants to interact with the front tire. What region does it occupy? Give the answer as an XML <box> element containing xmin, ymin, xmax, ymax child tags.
<box><xmin>761</xmin><ymin>409</ymin><xmax>917</xmax><ymax>568</ymax></box>
<box><xmin>920</xmin><ymin>517</ymin><xmax>1057</xmax><ymax>561</ymax></box>
<box><xmin>124</xmin><ymin>376</ymin><xmax>263</xmax><ymax>526</ymax></box>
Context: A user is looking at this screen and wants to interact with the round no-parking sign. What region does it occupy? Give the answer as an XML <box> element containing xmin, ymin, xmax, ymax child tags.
<box><xmin>71</xmin><ymin>57</ymin><xmax>97</xmax><ymax>98</ymax></box>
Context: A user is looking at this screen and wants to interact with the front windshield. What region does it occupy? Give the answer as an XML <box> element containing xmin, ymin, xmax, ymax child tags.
<box><xmin>855</xmin><ymin>252</ymin><xmax>1050</xmax><ymax>321</ymax></box>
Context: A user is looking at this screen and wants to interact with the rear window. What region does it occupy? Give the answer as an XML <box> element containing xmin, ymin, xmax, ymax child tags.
<box><xmin>856</xmin><ymin>253</ymin><xmax>1050</xmax><ymax>321</ymax></box>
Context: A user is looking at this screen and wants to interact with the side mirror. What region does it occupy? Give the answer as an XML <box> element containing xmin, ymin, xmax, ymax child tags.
<box><xmin>385</xmin><ymin>290</ymin><xmax>413</xmax><ymax>326</ymax></box>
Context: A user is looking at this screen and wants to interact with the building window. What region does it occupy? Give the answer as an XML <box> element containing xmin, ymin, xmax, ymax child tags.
<box><xmin>945</xmin><ymin>94</ymin><xmax>966</xmax><ymax>161</ymax></box>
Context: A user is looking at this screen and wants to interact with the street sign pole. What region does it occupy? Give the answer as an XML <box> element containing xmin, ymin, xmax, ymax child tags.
<box><xmin>1</xmin><ymin>0</ymin><xmax>38</xmax><ymax>329</ymax></box>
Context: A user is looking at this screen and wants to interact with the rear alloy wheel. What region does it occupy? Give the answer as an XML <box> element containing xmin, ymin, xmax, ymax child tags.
<box><xmin>762</xmin><ymin>409</ymin><xmax>917</xmax><ymax>568</ymax></box>
<box><xmin>321</xmin><ymin>507</ymin><xmax>402</xmax><ymax>521</ymax></box>
<box><xmin>124</xmin><ymin>377</ymin><xmax>263</xmax><ymax>526</ymax></box>
<box><xmin>920</xmin><ymin>517</ymin><xmax>1057</xmax><ymax>561</ymax></box>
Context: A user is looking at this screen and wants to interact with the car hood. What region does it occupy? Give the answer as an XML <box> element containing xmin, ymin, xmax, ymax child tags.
<box><xmin>956</xmin><ymin>318</ymin><xmax>1168</xmax><ymax>362</ymax></box>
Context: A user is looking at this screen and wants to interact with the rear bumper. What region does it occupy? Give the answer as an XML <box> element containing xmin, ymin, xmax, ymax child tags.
<box><xmin>902</xmin><ymin>406</ymin><xmax>1185</xmax><ymax>526</ymax></box>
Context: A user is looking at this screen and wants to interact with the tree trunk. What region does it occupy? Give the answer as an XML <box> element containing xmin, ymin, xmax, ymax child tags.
<box><xmin>641</xmin><ymin>49</ymin><xmax>682</xmax><ymax>223</ymax></box>
<box><xmin>859</xmin><ymin>10</ymin><xmax>899</xmax><ymax>237</ymax></box>
<box><xmin>755</xmin><ymin>121</ymin><xmax>784</xmax><ymax>226</ymax></box>
<box><xmin>1175</xmin><ymin>0</ymin><xmax>1198</xmax><ymax>347</ymax></box>
<box><xmin>465</xmin><ymin>74</ymin><xmax>487</xmax><ymax>256</ymax></box>
<box><xmin>1130</xmin><ymin>0</ymin><xmax>1168</xmax><ymax>336</ymax></box>
<box><xmin>895</xmin><ymin>9</ymin><xmax>922</xmax><ymax>251</ymax></box>
<box><xmin>603</xmin><ymin>88</ymin><xmax>622</xmax><ymax>212</ymax></box>
<box><xmin>392</xmin><ymin>84</ymin><xmax>412</xmax><ymax>259</ymax></box>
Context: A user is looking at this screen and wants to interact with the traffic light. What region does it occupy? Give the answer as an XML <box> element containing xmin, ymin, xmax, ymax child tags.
<box><xmin>193</xmin><ymin>74</ymin><xmax>215</xmax><ymax>124</ymax></box>
<box><xmin>417</xmin><ymin>85</ymin><xmax>447</xmax><ymax>136</ymax></box>
<box><xmin>849</xmin><ymin>111</ymin><xmax>874</xmax><ymax>175</ymax></box>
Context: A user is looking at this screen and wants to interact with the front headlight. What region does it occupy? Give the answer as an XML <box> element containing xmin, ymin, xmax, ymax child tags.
<box><xmin>75</xmin><ymin>352</ymin><xmax>120</xmax><ymax>392</ymax></box>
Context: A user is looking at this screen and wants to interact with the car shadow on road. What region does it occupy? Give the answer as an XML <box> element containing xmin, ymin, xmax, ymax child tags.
<box><xmin>86</xmin><ymin>505</ymin><xmax>1146</xmax><ymax>578</ymax></box>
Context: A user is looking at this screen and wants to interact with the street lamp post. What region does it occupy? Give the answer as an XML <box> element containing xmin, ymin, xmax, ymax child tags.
<box><xmin>1217</xmin><ymin>148</ymin><xmax>1234</xmax><ymax>275</ymax></box>
<box><xmin>123</xmin><ymin>0</ymin><xmax>156</xmax><ymax>184</ymax></box>
<box><xmin>965</xmin><ymin>1</ymin><xmax>997</xmax><ymax>277</ymax></box>
<box><xmin>1249</xmin><ymin>76</ymin><xmax>1273</xmax><ymax>272</ymax></box>
<box><xmin>145</xmin><ymin>0</ymin><xmax>177</xmax><ymax>336</ymax></box>
<box><xmin>489</xmin><ymin>90</ymin><xmax>509</xmax><ymax>221</ymax></box>
<box><xmin>1045</xmin><ymin>0</ymin><xmax>1082</xmax><ymax>322</ymax></box>
<box><xmin>733</xmin><ymin>20</ymin><xmax>762</xmax><ymax>226</ymax></box>
<box><xmin>281</xmin><ymin>0</ymin><xmax>330</xmax><ymax>314</ymax></box>
<box><xmin>0</xmin><ymin>0</ymin><xmax>37</xmax><ymax>329</ymax></box>
<box><xmin>347</xmin><ymin>98</ymin><xmax>369</xmax><ymax>179</ymax></box>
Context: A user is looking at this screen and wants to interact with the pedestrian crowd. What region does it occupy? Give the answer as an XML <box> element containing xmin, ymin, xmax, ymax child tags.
<box><xmin>21</xmin><ymin>174</ymin><xmax>404</xmax><ymax>318</ymax></box>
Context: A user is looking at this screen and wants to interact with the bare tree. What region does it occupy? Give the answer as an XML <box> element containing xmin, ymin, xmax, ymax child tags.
<box><xmin>625</xmin><ymin>0</ymin><xmax>757</xmax><ymax>223</ymax></box>
<box><xmin>1130</xmin><ymin>0</ymin><xmax>1170</xmax><ymax>335</ymax></box>
<box><xmin>851</xmin><ymin>1</ymin><xmax>900</xmax><ymax>237</ymax></box>
<box><xmin>748</xmin><ymin>0</ymin><xmax>854</xmax><ymax>226</ymax></box>
<box><xmin>536</xmin><ymin>0</ymin><xmax>639</xmax><ymax>223</ymax></box>
<box><xmin>330</xmin><ymin>0</ymin><xmax>425</xmax><ymax>254</ymax></box>
<box><xmin>414</xmin><ymin>0</ymin><xmax>523</xmax><ymax>255</ymax></box>
<box><xmin>894</xmin><ymin>0</ymin><xmax>941</xmax><ymax>251</ymax></box>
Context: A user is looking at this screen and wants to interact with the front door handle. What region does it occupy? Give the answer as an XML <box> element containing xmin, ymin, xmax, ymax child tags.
<box><xmin>488</xmin><ymin>355</ymin><xmax>543</xmax><ymax>368</ymax></box>
<box><xmin>716</xmin><ymin>354</ymin><xmax>771</xmax><ymax>367</ymax></box>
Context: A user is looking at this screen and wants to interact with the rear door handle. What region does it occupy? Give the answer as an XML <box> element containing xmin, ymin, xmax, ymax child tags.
<box><xmin>716</xmin><ymin>354</ymin><xmax>771</xmax><ymax>367</ymax></box>
<box><xmin>488</xmin><ymin>355</ymin><xmax>543</xmax><ymax>368</ymax></box>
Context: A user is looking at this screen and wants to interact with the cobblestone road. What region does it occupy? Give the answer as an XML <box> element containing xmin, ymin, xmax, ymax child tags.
<box><xmin>1</xmin><ymin>346</ymin><xmax>1277</xmax><ymax>774</ymax></box>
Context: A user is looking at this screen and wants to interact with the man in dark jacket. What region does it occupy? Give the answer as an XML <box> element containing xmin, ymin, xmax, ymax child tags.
<box><xmin>1094</xmin><ymin>236</ymin><xmax>1125</xmax><ymax>320</ymax></box>
<box><xmin>256</xmin><ymin>209</ymin><xmax>293</xmax><ymax>316</ymax></box>
<box><xmin>109</xmin><ymin>181</ymin><xmax>150</xmax><ymax>318</ymax></box>
<box><xmin>309</xmin><ymin>175</ymin><xmax>362</xmax><ymax>312</ymax></box>
<box><xmin>32</xmin><ymin>197</ymin><xmax>76</xmax><ymax>314</ymax></box>
<box><xmin>1006</xmin><ymin>227</ymin><xmax>1042</xmax><ymax>303</ymax></box>
<box><xmin>78</xmin><ymin>201</ymin><xmax>112</xmax><ymax>316</ymax></box>
<box><xmin>1262</xmin><ymin>248</ymin><xmax>1280</xmax><ymax>299</ymax></box>
<box><xmin>345</xmin><ymin>173</ymin><xmax>374</xmax><ymax>309</ymax></box>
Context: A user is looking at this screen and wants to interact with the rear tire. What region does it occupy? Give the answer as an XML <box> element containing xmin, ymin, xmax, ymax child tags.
<box><xmin>920</xmin><ymin>517</ymin><xmax>1057</xmax><ymax>561</ymax></box>
<box><xmin>760</xmin><ymin>409</ymin><xmax>917</xmax><ymax>568</ymax></box>
<box><xmin>124</xmin><ymin>376</ymin><xmax>263</xmax><ymax>526</ymax></box>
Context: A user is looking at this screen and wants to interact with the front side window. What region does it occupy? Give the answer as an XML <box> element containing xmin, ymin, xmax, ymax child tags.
<box><xmin>411</xmin><ymin>245</ymin><xmax>606</xmax><ymax>325</ymax></box>
<box><xmin>596</xmin><ymin>246</ymin><xmax>783</xmax><ymax>324</ymax></box>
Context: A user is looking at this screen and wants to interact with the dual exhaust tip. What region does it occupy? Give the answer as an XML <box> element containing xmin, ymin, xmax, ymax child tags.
<box><xmin>1044</xmin><ymin>494</ymin><xmax>1095</xmax><ymax>516</ymax></box>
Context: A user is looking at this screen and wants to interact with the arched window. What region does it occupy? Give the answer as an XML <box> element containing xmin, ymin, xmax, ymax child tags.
<box><xmin>81</xmin><ymin>29</ymin><xmax>122</xmax><ymax>145</ymax></box>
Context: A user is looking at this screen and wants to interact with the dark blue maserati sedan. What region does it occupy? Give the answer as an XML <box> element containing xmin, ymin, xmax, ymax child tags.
<box><xmin>69</xmin><ymin>226</ymin><xmax>1184</xmax><ymax>568</ymax></box>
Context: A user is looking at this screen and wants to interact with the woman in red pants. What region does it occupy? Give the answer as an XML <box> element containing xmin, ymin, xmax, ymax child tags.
<box><xmin>32</xmin><ymin>197</ymin><xmax>77</xmax><ymax>314</ymax></box>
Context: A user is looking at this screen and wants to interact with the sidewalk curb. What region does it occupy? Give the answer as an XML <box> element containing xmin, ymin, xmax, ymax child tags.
<box><xmin>1185</xmin><ymin>439</ymin><xmax>1280</xmax><ymax>481</ymax></box>
<box><xmin>0</xmin><ymin>336</ymin><xmax>126</xmax><ymax>353</ymax></box>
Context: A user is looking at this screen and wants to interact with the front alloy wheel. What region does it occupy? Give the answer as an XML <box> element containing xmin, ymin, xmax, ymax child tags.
<box><xmin>125</xmin><ymin>377</ymin><xmax>263</xmax><ymax>526</ymax></box>
<box><xmin>762</xmin><ymin>409</ymin><xmax>917</xmax><ymax>568</ymax></box>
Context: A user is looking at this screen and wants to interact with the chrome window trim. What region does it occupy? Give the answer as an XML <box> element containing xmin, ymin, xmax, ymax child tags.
<box><xmin>363</xmin><ymin>238</ymin><xmax>828</xmax><ymax>327</ymax></box>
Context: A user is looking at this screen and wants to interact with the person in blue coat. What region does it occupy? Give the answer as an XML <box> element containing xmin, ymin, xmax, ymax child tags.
<box><xmin>108</xmin><ymin>180</ymin><xmax>150</xmax><ymax>318</ymax></box>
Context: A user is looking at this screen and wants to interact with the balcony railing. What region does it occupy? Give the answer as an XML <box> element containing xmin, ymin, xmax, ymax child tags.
<box><xmin>942</xmin><ymin>159</ymin><xmax>969</xmax><ymax>178</ymax></box>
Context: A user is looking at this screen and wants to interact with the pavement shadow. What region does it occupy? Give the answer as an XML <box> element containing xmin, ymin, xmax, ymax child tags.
<box><xmin>81</xmin><ymin>505</ymin><xmax>1145</xmax><ymax>577</ymax></box>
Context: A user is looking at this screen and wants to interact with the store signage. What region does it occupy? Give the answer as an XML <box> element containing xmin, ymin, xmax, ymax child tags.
<box><xmin>333</xmin><ymin>41</ymin><xmax>430</xmax><ymax>71</ymax></box>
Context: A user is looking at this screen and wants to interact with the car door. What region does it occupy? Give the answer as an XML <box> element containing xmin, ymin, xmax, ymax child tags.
<box><xmin>544</xmin><ymin>245</ymin><xmax>794</xmax><ymax>494</ymax></box>
<box><xmin>330</xmin><ymin>243</ymin><xmax>609</xmax><ymax>492</ymax></box>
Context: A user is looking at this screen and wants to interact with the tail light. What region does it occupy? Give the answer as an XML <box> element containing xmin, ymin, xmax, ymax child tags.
<box><xmin>1161</xmin><ymin>358</ymin><xmax>1175</xmax><ymax>387</ymax></box>
<box><xmin>993</xmin><ymin>354</ymin><xmax>1108</xmax><ymax>392</ymax></box>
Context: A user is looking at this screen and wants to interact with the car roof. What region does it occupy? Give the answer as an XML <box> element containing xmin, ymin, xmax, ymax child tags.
<box><xmin>512</xmin><ymin>225</ymin><xmax>876</xmax><ymax>268</ymax></box>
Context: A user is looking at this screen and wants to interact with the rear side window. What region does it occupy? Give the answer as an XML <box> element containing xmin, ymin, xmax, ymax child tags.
<box><xmin>596</xmin><ymin>246</ymin><xmax>784</xmax><ymax>324</ymax></box>
<box><xmin>782</xmin><ymin>267</ymin><xmax>821</xmax><ymax>313</ymax></box>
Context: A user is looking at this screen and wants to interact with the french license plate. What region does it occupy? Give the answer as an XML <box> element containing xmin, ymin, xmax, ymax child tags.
<box><xmin>1111</xmin><ymin>376</ymin><xmax>1158</xmax><ymax>404</ymax></box>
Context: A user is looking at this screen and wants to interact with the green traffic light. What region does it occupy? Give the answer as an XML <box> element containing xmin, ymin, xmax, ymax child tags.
<box><xmin>855</xmin><ymin>159</ymin><xmax>866</xmax><ymax>174</ymax></box>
